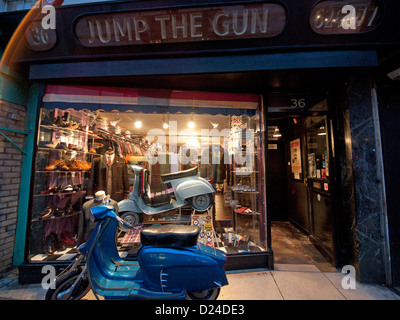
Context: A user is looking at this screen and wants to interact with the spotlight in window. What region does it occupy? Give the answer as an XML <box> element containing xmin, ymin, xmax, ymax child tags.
<box><xmin>188</xmin><ymin>121</ymin><xmax>195</xmax><ymax>129</ymax></box>
<box><xmin>135</xmin><ymin>121</ymin><xmax>142</xmax><ymax>128</ymax></box>
<box><xmin>273</xmin><ymin>127</ymin><xmax>282</xmax><ymax>138</ymax></box>
<box><xmin>163</xmin><ymin>122</ymin><xmax>169</xmax><ymax>129</ymax></box>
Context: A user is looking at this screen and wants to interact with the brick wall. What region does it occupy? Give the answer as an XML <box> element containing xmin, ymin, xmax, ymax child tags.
<box><xmin>0</xmin><ymin>99</ymin><xmax>27</xmax><ymax>274</ymax></box>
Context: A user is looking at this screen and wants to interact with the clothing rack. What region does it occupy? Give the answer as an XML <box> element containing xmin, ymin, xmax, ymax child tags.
<box><xmin>94</xmin><ymin>128</ymin><xmax>149</xmax><ymax>157</ymax></box>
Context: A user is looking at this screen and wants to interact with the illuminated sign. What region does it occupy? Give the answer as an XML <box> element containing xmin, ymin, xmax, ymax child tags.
<box><xmin>74</xmin><ymin>3</ymin><xmax>287</xmax><ymax>47</ymax></box>
<box><xmin>310</xmin><ymin>0</ymin><xmax>381</xmax><ymax>34</ymax></box>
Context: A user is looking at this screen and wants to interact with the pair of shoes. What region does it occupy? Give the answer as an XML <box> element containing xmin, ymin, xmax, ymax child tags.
<box><xmin>45</xmin><ymin>159</ymin><xmax>69</xmax><ymax>171</ymax></box>
<box><xmin>66</xmin><ymin>160</ymin><xmax>91</xmax><ymax>171</ymax></box>
<box><xmin>44</xmin><ymin>232</ymin><xmax>66</xmax><ymax>254</ymax></box>
<box><xmin>39</xmin><ymin>184</ymin><xmax>82</xmax><ymax>195</ymax></box>
<box><xmin>39</xmin><ymin>204</ymin><xmax>65</xmax><ymax>220</ymax></box>
<box><xmin>61</xmin><ymin>230</ymin><xmax>76</xmax><ymax>245</ymax></box>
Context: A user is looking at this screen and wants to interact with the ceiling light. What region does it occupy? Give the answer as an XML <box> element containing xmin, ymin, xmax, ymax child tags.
<box><xmin>188</xmin><ymin>121</ymin><xmax>195</xmax><ymax>129</ymax></box>
<box><xmin>134</xmin><ymin>121</ymin><xmax>142</xmax><ymax>128</ymax></box>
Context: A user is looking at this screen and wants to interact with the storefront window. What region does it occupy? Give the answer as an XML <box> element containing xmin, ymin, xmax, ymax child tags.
<box><xmin>28</xmin><ymin>85</ymin><xmax>266</xmax><ymax>262</ymax></box>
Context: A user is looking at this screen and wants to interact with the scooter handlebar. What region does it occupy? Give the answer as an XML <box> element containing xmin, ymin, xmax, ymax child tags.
<box><xmin>115</xmin><ymin>215</ymin><xmax>133</xmax><ymax>229</ymax></box>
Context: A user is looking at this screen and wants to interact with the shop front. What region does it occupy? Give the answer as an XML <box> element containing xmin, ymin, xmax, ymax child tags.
<box><xmin>1</xmin><ymin>0</ymin><xmax>399</xmax><ymax>285</ymax></box>
<box><xmin>26</xmin><ymin>84</ymin><xmax>269</xmax><ymax>276</ymax></box>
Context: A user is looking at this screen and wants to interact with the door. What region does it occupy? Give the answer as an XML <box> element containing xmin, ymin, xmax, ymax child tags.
<box><xmin>305</xmin><ymin>118</ymin><xmax>336</xmax><ymax>263</ymax></box>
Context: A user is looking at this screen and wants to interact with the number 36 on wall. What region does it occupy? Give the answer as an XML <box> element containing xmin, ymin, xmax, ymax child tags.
<box><xmin>290</xmin><ymin>98</ymin><xmax>306</xmax><ymax>109</ymax></box>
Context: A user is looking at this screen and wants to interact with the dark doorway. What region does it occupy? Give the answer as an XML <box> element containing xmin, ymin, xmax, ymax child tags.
<box><xmin>266</xmin><ymin>96</ymin><xmax>337</xmax><ymax>270</ymax></box>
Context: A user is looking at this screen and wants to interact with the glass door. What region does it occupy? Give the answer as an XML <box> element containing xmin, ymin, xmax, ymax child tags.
<box><xmin>305</xmin><ymin>118</ymin><xmax>335</xmax><ymax>262</ymax></box>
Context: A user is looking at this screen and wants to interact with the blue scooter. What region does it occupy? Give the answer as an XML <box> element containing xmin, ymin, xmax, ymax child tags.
<box><xmin>45</xmin><ymin>204</ymin><xmax>228</xmax><ymax>300</ymax></box>
<box><xmin>117</xmin><ymin>165</ymin><xmax>215</xmax><ymax>228</ymax></box>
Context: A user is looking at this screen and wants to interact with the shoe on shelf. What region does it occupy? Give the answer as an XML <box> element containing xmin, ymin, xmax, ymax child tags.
<box><xmin>65</xmin><ymin>122</ymin><xmax>79</xmax><ymax>130</ymax></box>
<box><xmin>65</xmin><ymin>202</ymin><xmax>74</xmax><ymax>215</ymax></box>
<box><xmin>62</xmin><ymin>185</ymin><xmax>74</xmax><ymax>193</ymax></box>
<box><xmin>41</xmin><ymin>115</ymin><xmax>53</xmax><ymax>126</ymax></box>
<box><xmin>68</xmin><ymin>161</ymin><xmax>82</xmax><ymax>171</ymax></box>
<box><xmin>44</xmin><ymin>233</ymin><xmax>57</xmax><ymax>255</ymax></box>
<box><xmin>39</xmin><ymin>186</ymin><xmax>59</xmax><ymax>195</ymax></box>
<box><xmin>45</xmin><ymin>159</ymin><xmax>64</xmax><ymax>171</ymax></box>
<box><xmin>61</xmin><ymin>230</ymin><xmax>76</xmax><ymax>245</ymax></box>
<box><xmin>52</xmin><ymin>116</ymin><xmax>63</xmax><ymax>127</ymax></box>
<box><xmin>56</xmin><ymin>142</ymin><xmax>68</xmax><ymax>150</ymax></box>
<box><xmin>235</xmin><ymin>206</ymin><xmax>247</xmax><ymax>214</ymax></box>
<box><xmin>39</xmin><ymin>204</ymin><xmax>56</xmax><ymax>220</ymax></box>
<box><xmin>58</xmin><ymin>161</ymin><xmax>70</xmax><ymax>171</ymax></box>
<box><xmin>88</xmin><ymin>147</ymin><xmax>96</xmax><ymax>153</ymax></box>
<box><xmin>54</xmin><ymin>207</ymin><xmax>65</xmax><ymax>217</ymax></box>
<box><xmin>62</xmin><ymin>111</ymin><xmax>70</xmax><ymax>123</ymax></box>
<box><xmin>44</xmin><ymin>142</ymin><xmax>59</xmax><ymax>149</ymax></box>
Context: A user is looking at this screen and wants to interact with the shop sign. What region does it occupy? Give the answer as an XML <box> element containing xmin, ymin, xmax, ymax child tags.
<box><xmin>74</xmin><ymin>3</ymin><xmax>287</xmax><ymax>47</ymax></box>
<box><xmin>310</xmin><ymin>0</ymin><xmax>381</xmax><ymax>34</ymax></box>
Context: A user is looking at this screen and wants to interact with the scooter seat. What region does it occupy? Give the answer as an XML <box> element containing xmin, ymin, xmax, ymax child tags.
<box><xmin>160</xmin><ymin>167</ymin><xmax>198</xmax><ymax>182</ymax></box>
<box><xmin>140</xmin><ymin>225</ymin><xmax>200</xmax><ymax>247</ymax></box>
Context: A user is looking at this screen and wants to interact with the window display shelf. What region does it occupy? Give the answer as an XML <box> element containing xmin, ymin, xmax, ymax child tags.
<box><xmin>37</xmin><ymin>147</ymin><xmax>98</xmax><ymax>156</ymax></box>
<box><xmin>36</xmin><ymin>170</ymin><xmax>91</xmax><ymax>173</ymax></box>
<box><xmin>32</xmin><ymin>210</ymin><xmax>82</xmax><ymax>222</ymax></box>
<box><xmin>34</xmin><ymin>190</ymin><xmax>86</xmax><ymax>197</ymax></box>
<box><xmin>232</xmin><ymin>190</ymin><xmax>259</xmax><ymax>194</ymax></box>
<box><xmin>40</xmin><ymin>124</ymin><xmax>101</xmax><ymax>139</ymax></box>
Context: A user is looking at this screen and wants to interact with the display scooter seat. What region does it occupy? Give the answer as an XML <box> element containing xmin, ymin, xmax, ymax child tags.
<box><xmin>160</xmin><ymin>167</ymin><xmax>198</xmax><ymax>182</ymax></box>
<box><xmin>140</xmin><ymin>225</ymin><xmax>200</xmax><ymax>247</ymax></box>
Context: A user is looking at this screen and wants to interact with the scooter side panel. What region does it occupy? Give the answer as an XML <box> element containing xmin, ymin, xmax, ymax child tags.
<box><xmin>173</xmin><ymin>177</ymin><xmax>215</xmax><ymax>201</ymax></box>
<box><xmin>117</xmin><ymin>199</ymin><xmax>142</xmax><ymax>214</ymax></box>
<box><xmin>138</xmin><ymin>246</ymin><xmax>227</xmax><ymax>292</ymax></box>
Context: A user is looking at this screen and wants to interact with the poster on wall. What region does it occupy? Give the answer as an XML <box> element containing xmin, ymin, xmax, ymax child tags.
<box><xmin>290</xmin><ymin>138</ymin><xmax>302</xmax><ymax>180</ymax></box>
<box><xmin>191</xmin><ymin>213</ymin><xmax>214</xmax><ymax>247</ymax></box>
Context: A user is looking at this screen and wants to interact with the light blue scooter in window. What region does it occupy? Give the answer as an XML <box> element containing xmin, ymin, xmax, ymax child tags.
<box><xmin>117</xmin><ymin>165</ymin><xmax>215</xmax><ymax>227</ymax></box>
<box><xmin>45</xmin><ymin>204</ymin><xmax>228</xmax><ymax>300</ymax></box>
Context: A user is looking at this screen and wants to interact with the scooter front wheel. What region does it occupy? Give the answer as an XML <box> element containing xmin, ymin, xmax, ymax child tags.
<box><xmin>185</xmin><ymin>288</ymin><xmax>220</xmax><ymax>300</ymax></box>
<box><xmin>118</xmin><ymin>211</ymin><xmax>142</xmax><ymax>232</ymax></box>
<box><xmin>45</xmin><ymin>268</ymin><xmax>90</xmax><ymax>300</ymax></box>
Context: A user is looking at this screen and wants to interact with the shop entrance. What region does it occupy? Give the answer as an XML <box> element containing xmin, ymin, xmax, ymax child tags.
<box><xmin>267</xmin><ymin>96</ymin><xmax>337</xmax><ymax>269</ymax></box>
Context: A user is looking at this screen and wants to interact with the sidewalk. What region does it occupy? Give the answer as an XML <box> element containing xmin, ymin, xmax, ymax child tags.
<box><xmin>0</xmin><ymin>264</ymin><xmax>399</xmax><ymax>300</ymax></box>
